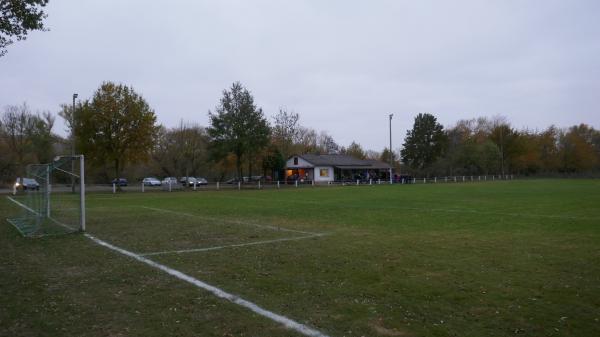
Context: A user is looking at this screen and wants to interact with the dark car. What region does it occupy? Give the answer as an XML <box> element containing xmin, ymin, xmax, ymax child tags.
<box><xmin>112</xmin><ymin>178</ymin><xmax>128</xmax><ymax>186</ymax></box>
<box><xmin>15</xmin><ymin>177</ymin><xmax>40</xmax><ymax>191</ymax></box>
<box><xmin>225</xmin><ymin>177</ymin><xmax>250</xmax><ymax>184</ymax></box>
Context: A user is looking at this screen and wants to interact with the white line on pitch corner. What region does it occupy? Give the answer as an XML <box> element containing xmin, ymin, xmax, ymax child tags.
<box><xmin>84</xmin><ymin>233</ymin><xmax>330</xmax><ymax>337</ymax></box>
<box><xmin>140</xmin><ymin>233</ymin><xmax>327</xmax><ymax>256</ymax></box>
<box><xmin>6</xmin><ymin>196</ymin><xmax>40</xmax><ymax>215</ymax></box>
<box><xmin>6</xmin><ymin>196</ymin><xmax>77</xmax><ymax>232</ymax></box>
<box><xmin>139</xmin><ymin>206</ymin><xmax>320</xmax><ymax>236</ymax></box>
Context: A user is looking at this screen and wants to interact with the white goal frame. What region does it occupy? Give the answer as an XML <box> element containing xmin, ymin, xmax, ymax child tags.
<box><xmin>52</xmin><ymin>154</ymin><xmax>86</xmax><ymax>231</ymax></box>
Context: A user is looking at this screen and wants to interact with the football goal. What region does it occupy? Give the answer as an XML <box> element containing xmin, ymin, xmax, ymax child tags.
<box><xmin>7</xmin><ymin>155</ymin><xmax>85</xmax><ymax>237</ymax></box>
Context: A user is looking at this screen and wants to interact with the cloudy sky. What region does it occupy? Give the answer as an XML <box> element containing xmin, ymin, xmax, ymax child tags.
<box><xmin>1</xmin><ymin>0</ymin><xmax>599</xmax><ymax>150</ymax></box>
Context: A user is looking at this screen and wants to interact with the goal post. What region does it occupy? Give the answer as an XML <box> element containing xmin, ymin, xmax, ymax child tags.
<box><xmin>6</xmin><ymin>154</ymin><xmax>86</xmax><ymax>237</ymax></box>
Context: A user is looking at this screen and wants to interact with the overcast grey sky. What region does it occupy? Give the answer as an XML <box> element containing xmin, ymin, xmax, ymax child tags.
<box><xmin>1</xmin><ymin>0</ymin><xmax>599</xmax><ymax>151</ymax></box>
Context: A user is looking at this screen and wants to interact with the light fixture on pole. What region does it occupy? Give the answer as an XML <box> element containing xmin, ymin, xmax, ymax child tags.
<box><xmin>389</xmin><ymin>113</ymin><xmax>393</xmax><ymax>184</ymax></box>
<box><xmin>71</xmin><ymin>93</ymin><xmax>78</xmax><ymax>193</ymax></box>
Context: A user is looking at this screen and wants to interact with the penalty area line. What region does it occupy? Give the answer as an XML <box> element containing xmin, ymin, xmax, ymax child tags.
<box><xmin>139</xmin><ymin>206</ymin><xmax>321</xmax><ymax>236</ymax></box>
<box><xmin>140</xmin><ymin>233</ymin><xmax>328</xmax><ymax>256</ymax></box>
<box><xmin>83</xmin><ymin>233</ymin><xmax>330</xmax><ymax>337</ymax></box>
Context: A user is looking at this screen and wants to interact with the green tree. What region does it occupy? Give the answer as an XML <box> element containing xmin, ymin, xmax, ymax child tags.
<box><xmin>559</xmin><ymin>124</ymin><xmax>598</xmax><ymax>172</ymax></box>
<box><xmin>537</xmin><ymin>126</ymin><xmax>561</xmax><ymax>172</ymax></box>
<box><xmin>70</xmin><ymin>82</ymin><xmax>158</xmax><ymax>181</ymax></box>
<box><xmin>341</xmin><ymin>141</ymin><xmax>366</xmax><ymax>159</ymax></box>
<box><xmin>0</xmin><ymin>0</ymin><xmax>49</xmax><ymax>56</ymax></box>
<box><xmin>401</xmin><ymin>113</ymin><xmax>447</xmax><ymax>174</ymax></box>
<box><xmin>271</xmin><ymin>108</ymin><xmax>299</xmax><ymax>159</ymax></box>
<box><xmin>261</xmin><ymin>144</ymin><xmax>285</xmax><ymax>180</ymax></box>
<box><xmin>0</xmin><ymin>103</ymin><xmax>55</xmax><ymax>176</ymax></box>
<box><xmin>207</xmin><ymin>82</ymin><xmax>270</xmax><ymax>179</ymax></box>
<box><xmin>317</xmin><ymin>131</ymin><xmax>339</xmax><ymax>155</ymax></box>
<box><xmin>151</xmin><ymin>123</ymin><xmax>209</xmax><ymax>178</ymax></box>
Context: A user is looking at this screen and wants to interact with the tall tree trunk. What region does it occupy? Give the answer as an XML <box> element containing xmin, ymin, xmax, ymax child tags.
<box><xmin>236</xmin><ymin>154</ymin><xmax>242</xmax><ymax>180</ymax></box>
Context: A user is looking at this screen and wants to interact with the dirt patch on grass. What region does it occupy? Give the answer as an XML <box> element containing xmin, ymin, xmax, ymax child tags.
<box><xmin>370</xmin><ymin>320</ymin><xmax>412</xmax><ymax>336</ymax></box>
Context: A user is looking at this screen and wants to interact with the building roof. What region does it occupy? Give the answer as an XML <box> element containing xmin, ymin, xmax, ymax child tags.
<box><xmin>292</xmin><ymin>154</ymin><xmax>391</xmax><ymax>169</ymax></box>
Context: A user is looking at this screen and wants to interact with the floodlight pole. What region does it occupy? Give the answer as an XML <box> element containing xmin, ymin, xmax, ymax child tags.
<box><xmin>46</xmin><ymin>164</ymin><xmax>51</xmax><ymax>218</ymax></box>
<box><xmin>71</xmin><ymin>93</ymin><xmax>78</xmax><ymax>193</ymax></box>
<box><xmin>389</xmin><ymin>113</ymin><xmax>394</xmax><ymax>184</ymax></box>
<box><xmin>79</xmin><ymin>155</ymin><xmax>85</xmax><ymax>232</ymax></box>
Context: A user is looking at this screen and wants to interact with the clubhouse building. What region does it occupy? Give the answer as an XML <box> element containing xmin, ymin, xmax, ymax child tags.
<box><xmin>285</xmin><ymin>154</ymin><xmax>392</xmax><ymax>183</ymax></box>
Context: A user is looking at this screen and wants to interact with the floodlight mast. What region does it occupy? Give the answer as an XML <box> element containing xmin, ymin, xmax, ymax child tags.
<box><xmin>71</xmin><ymin>93</ymin><xmax>78</xmax><ymax>193</ymax></box>
<box><xmin>389</xmin><ymin>113</ymin><xmax>394</xmax><ymax>184</ymax></box>
<box><xmin>80</xmin><ymin>154</ymin><xmax>85</xmax><ymax>232</ymax></box>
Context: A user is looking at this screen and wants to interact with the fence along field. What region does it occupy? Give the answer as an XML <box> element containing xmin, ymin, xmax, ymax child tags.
<box><xmin>2</xmin><ymin>179</ymin><xmax>600</xmax><ymax>337</ymax></box>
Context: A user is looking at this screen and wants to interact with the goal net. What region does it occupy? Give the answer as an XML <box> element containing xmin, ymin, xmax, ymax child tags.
<box><xmin>7</xmin><ymin>155</ymin><xmax>85</xmax><ymax>237</ymax></box>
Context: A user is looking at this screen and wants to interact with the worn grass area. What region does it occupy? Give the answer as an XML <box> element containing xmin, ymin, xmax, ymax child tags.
<box><xmin>1</xmin><ymin>179</ymin><xmax>599</xmax><ymax>337</ymax></box>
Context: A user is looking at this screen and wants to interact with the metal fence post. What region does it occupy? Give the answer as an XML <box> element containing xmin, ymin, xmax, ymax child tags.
<box><xmin>238</xmin><ymin>181</ymin><xmax>241</xmax><ymax>190</ymax></box>
<box><xmin>277</xmin><ymin>180</ymin><xmax>280</xmax><ymax>189</ymax></box>
<box><xmin>80</xmin><ymin>155</ymin><xmax>86</xmax><ymax>232</ymax></box>
<box><xmin>216</xmin><ymin>181</ymin><xmax>220</xmax><ymax>190</ymax></box>
<box><xmin>112</xmin><ymin>183</ymin><xmax>116</xmax><ymax>194</ymax></box>
<box><xmin>295</xmin><ymin>180</ymin><xmax>298</xmax><ymax>188</ymax></box>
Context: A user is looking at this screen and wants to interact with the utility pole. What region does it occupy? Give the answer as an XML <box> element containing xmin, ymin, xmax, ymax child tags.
<box><xmin>389</xmin><ymin>113</ymin><xmax>393</xmax><ymax>184</ymax></box>
<box><xmin>71</xmin><ymin>93</ymin><xmax>78</xmax><ymax>193</ymax></box>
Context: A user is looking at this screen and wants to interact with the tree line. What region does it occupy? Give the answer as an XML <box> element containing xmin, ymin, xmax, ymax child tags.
<box><xmin>1</xmin><ymin>81</ymin><xmax>599</xmax><ymax>184</ymax></box>
<box><xmin>401</xmin><ymin>113</ymin><xmax>600</xmax><ymax>177</ymax></box>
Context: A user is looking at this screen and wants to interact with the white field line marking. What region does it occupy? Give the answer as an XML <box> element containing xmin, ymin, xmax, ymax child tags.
<box><xmin>6</xmin><ymin>196</ymin><xmax>77</xmax><ymax>232</ymax></box>
<box><xmin>140</xmin><ymin>233</ymin><xmax>327</xmax><ymax>256</ymax></box>
<box><xmin>213</xmin><ymin>195</ymin><xmax>599</xmax><ymax>221</ymax></box>
<box><xmin>401</xmin><ymin>207</ymin><xmax>599</xmax><ymax>221</ymax></box>
<box><xmin>213</xmin><ymin>196</ymin><xmax>600</xmax><ymax>220</ymax></box>
<box><xmin>83</xmin><ymin>233</ymin><xmax>330</xmax><ymax>337</ymax></box>
<box><xmin>140</xmin><ymin>206</ymin><xmax>320</xmax><ymax>236</ymax></box>
<box><xmin>7</xmin><ymin>196</ymin><xmax>40</xmax><ymax>215</ymax></box>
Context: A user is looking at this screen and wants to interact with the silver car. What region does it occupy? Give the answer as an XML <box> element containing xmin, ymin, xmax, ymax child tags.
<box><xmin>143</xmin><ymin>177</ymin><xmax>161</xmax><ymax>186</ymax></box>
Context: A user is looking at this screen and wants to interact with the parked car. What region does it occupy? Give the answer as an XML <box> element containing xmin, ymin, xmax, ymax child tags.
<box><xmin>195</xmin><ymin>177</ymin><xmax>208</xmax><ymax>185</ymax></box>
<box><xmin>225</xmin><ymin>177</ymin><xmax>249</xmax><ymax>184</ymax></box>
<box><xmin>142</xmin><ymin>177</ymin><xmax>161</xmax><ymax>186</ymax></box>
<box><xmin>180</xmin><ymin>177</ymin><xmax>196</xmax><ymax>186</ymax></box>
<box><xmin>15</xmin><ymin>177</ymin><xmax>40</xmax><ymax>191</ymax></box>
<box><xmin>162</xmin><ymin>177</ymin><xmax>178</xmax><ymax>185</ymax></box>
<box><xmin>112</xmin><ymin>178</ymin><xmax>128</xmax><ymax>186</ymax></box>
<box><xmin>180</xmin><ymin>177</ymin><xmax>197</xmax><ymax>186</ymax></box>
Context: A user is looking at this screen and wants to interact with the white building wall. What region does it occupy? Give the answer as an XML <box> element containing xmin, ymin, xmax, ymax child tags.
<box><xmin>285</xmin><ymin>156</ymin><xmax>314</xmax><ymax>168</ymax></box>
<box><xmin>314</xmin><ymin>166</ymin><xmax>334</xmax><ymax>182</ymax></box>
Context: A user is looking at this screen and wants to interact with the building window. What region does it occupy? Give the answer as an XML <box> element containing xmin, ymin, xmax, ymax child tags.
<box><xmin>294</xmin><ymin>157</ymin><xmax>298</xmax><ymax>165</ymax></box>
<box><xmin>320</xmin><ymin>169</ymin><xmax>329</xmax><ymax>177</ymax></box>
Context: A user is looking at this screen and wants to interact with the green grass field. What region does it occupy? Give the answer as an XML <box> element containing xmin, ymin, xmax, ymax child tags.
<box><xmin>1</xmin><ymin>180</ymin><xmax>599</xmax><ymax>337</ymax></box>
